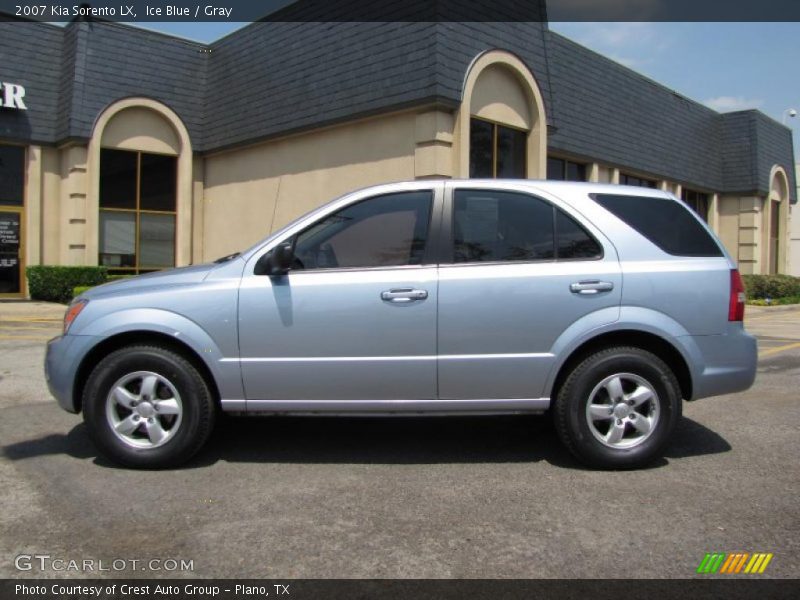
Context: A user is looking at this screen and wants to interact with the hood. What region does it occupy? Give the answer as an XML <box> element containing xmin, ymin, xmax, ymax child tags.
<box><xmin>81</xmin><ymin>263</ymin><xmax>217</xmax><ymax>299</ymax></box>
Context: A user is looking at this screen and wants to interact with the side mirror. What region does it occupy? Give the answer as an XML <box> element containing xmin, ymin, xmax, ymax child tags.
<box><xmin>255</xmin><ymin>241</ymin><xmax>294</xmax><ymax>276</ymax></box>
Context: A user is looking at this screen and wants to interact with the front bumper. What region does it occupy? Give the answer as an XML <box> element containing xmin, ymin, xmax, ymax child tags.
<box><xmin>45</xmin><ymin>334</ymin><xmax>99</xmax><ymax>414</ymax></box>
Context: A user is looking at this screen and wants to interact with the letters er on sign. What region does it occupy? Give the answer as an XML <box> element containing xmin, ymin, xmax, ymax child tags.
<box><xmin>0</xmin><ymin>83</ymin><xmax>27</xmax><ymax>110</ymax></box>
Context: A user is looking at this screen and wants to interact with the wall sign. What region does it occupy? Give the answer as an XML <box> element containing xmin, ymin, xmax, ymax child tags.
<box><xmin>0</xmin><ymin>216</ymin><xmax>21</xmax><ymax>246</ymax></box>
<box><xmin>0</xmin><ymin>82</ymin><xmax>27</xmax><ymax>110</ymax></box>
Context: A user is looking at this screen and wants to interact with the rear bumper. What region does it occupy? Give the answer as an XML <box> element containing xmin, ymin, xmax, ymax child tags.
<box><xmin>45</xmin><ymin>334</ymin><xmax>99</xmax><ymax>414</ymax></box>
<box><xmin>680</xmin><ymin>327</ymin><xmax>758</xmax><ymax>400</ymax></box>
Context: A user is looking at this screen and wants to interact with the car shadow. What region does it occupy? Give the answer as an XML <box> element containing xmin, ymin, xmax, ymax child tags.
<box><xmin>3</xmin><ymin>424</ymin><xmax>98</xmax><ymax>461</ymax></box>
<box><xmin>2</xmin><ymin>415</ymin><xmax>731</xmax><ymax>471</ymax></box>
<box><xmin>191</xmin><ymin>414</ymin><xmax>561</xmax><ymax>467</ymax></box>
<box><xmin>664</xmin><ymin>415</ymin><xmax>733</xmax><ymax>459</ymax></box>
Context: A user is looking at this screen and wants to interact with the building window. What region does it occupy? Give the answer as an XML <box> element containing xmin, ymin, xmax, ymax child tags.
<box><xmin>0</xmin><ymin>144</ymin><xmax>25</xmax><ymax>296</ymax></box>
<box><xmin>0</xmin><ymin>144</ymin><xmax>25</xmax><ymax>206</ymax></box>
<box><xmin>681</xmin><ymin>188</ymin><xmax>710</xmax><ymax>222</ymax></box>
<box><xmin>99</xmin><ymin>148</ymin><xmax>177</xmax><ymax>274</ymax></box>
<box><xmin>469</xmin><ymin>118</ymin><xmax>526</xmax><ymax>179</ymax></box>
<box><xmin>769</xmin><ymin>200</ymin><xmax>780</xmax><ymax>274</ymax></box>
<box><xmin>547</xmin><ymin>157</ymin><xmax>587</xmax><ymax>182</ymax></box>
<box><xmin>620</xmin><ymin>173</ymin><xmax>657</xmax><ymax>189</ymax></box>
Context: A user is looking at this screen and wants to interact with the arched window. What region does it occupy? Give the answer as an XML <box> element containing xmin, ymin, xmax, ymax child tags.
<box><xmin>88</xmin><ymin>99</ymin><xmax>193</xmax><ymax>271</ymax></box>
<box><xmin>767</xmin><ymin>166</ymin><xmax>790</xmax><ymax>274</ymax></box>
<box><xmin>457</xmin><ymin>51</ymin><xmax>547</xmax><ymax>180</ymax></box>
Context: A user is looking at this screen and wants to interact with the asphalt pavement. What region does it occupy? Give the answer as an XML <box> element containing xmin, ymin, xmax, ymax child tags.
<box><xmin>0</xmin><ymin>301</ymin><xmax>798</xmax><ymax>579</ymax></box>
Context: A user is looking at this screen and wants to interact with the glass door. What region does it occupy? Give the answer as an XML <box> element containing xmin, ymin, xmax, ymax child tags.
<box><xmin>0</xmin><ymin>209</ymin><xmax>22</xmax><ymax>296</ymax></box>
<box><xmin>0</xmin><ymin>144</ymin><xmax>25</xmax><ymax>297</ymax></box>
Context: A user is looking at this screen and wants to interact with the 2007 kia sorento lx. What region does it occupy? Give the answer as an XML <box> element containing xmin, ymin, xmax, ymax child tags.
<box><xmin>45</xmin><ymin>181</ymin><xmax>757</xmax><ymax>469</ymax></box>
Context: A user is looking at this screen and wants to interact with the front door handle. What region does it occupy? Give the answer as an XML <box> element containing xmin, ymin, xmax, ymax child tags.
<box><xmin>570</xmin><ymin>281</ymin><xmax>614</xmax><ymax>295</ymax></box>
<box><xmin>381</xmin><ymin>288</ymin><xmax>429</xmax><ymax>303</ymax></box>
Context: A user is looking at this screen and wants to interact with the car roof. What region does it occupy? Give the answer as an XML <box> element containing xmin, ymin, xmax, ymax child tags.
<box><xmin>367</xmin><ymin>179</ymin><xmax>675</xmax><ymax>201</ymax></box>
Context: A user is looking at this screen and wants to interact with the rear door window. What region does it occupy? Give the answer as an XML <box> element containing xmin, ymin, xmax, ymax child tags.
<box><xmin>453</xmin><ymin>190</ymin><xmax>554</xmax><ymax>263</ymax></box>
<box><xmin>555</xmin><ymin>209</ymin><xmax>603</xmax><ymax>259</ymax></box>
<box><xmin>592</xmin><ymin>194</ymin><xmax>723</xmax><ymax>257</ymax></box>
<box><xmin>452</xmin><ymin>189</ymin><xmax>602</xmax><ymax>263</ymax></box>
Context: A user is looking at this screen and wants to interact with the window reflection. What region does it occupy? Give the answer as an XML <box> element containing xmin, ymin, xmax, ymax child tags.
<box><xmin>470</xmin><ymin>119</ymin><xmax>526</xmax><ymax>178</ymax></box>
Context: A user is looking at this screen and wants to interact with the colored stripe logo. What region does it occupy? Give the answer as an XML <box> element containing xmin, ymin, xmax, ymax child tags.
<box><xmin>697</xmin><ymin>552</ymin><xmax>773</xmax><ymax>574</ymax></box>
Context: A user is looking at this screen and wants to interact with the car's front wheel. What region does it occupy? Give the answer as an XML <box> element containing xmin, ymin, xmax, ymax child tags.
<box><xmin>83</xmin><ymin>345</ymin><xmax>215</xmax><ymax>468</ymax></box>
<box><xmin>553</xmin><ymin>346</ymin><xmax>681</xmax><ymax>469</ymax></box>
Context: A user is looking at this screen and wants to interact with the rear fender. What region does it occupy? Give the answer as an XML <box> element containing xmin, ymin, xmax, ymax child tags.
<box><xmin>543</xmin><ymin>306</ymin><xmax>701</xmax><ymax>398</ymax></box>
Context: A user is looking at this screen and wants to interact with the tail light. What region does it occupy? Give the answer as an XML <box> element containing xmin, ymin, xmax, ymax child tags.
<box><xmin>729</xmin><ymin>269</ymin><xmax>745</xmax><ymax>322</ymax></box>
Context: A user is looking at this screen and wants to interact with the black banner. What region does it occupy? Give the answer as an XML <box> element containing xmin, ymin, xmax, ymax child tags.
<box><xmin>3</xmin><ymin>0</ymin><xmax>800</xmax><ymax>23</ymax></box>
<box><xmin>3</xmin><ymin>579</ymin><xmax>800</xmax><ymax>600</ymax></box>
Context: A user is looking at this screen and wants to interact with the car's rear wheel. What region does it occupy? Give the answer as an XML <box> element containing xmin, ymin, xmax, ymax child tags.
<box><xmin>83</xmin><ymin>345</ymin><xmax>215</xmax><ymax>468</ymax></box>
<box><xmin>554</xmin><ymin>346</ymin><xmax>681</xmax><ymax>469</ymax></box>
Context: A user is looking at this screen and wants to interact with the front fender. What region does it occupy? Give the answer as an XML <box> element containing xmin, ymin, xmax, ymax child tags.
<box><xmin>78</xmin><ymin>308</ymin><xmax>244</xmax><ymax>400</ymax></box>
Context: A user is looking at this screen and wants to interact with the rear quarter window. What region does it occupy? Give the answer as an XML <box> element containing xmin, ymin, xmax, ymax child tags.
<box><xmin>591</xmin><ymin>194</ymin><xmax>723</xmax><ymax>257</ymax></box>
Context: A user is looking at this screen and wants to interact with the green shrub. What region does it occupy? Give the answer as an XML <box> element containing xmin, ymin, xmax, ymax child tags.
<box><xmin>26</xmin><ymin>266</ymin><xmax>108</xmax><ymax>304</ymax></box>
<box><xmin>72</xmin><ymin>285</ymin><xmax>94</xmax><ymax>298</ymax></box>
<box><xmin>742</xmin><ymin>274</ymin><xmax>800</xmax><ymax>300</ymax></box>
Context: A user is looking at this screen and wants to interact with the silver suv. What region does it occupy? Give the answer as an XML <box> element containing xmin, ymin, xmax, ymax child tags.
<box><xmin>45</xmin><ymin>180</ymin><xmax>757</xmax><ymax>469</ymax></box>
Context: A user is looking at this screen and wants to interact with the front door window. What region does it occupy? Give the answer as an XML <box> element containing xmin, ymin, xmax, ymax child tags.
<box><xmin>292</xmin><ymin>191</ymin><xmax>432</xmax><ymax>270</ymax></box>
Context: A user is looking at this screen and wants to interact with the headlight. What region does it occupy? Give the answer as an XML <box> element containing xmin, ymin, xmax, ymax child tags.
<box><xmin>63</xmin><ymin>299</ymin><xmax>88</xmax><ymax>334</ymax></box>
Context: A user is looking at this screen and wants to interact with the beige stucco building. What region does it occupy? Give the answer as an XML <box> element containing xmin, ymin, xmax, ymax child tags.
<box><xmin>0</xmin><ymin>17</ymin><xmax>795</xmax><ymax>298</ymax></box>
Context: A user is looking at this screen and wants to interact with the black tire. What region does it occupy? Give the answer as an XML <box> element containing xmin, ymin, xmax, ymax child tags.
<box><xmin>553</xmin><ymin>346</ymin><xmax>682</xmax><ymax>469</ymax></box>
<box><xmin>83</xmin><ymin>345</ymin><xmax>215</xmax><ymax>469</ymax></box>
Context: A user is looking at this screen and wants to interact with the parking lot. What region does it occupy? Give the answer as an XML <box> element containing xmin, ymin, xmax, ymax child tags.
<box><xmin>0</xmin><ymin>301</ymin><xmax>798</xmax><ymax>579</ymax></box>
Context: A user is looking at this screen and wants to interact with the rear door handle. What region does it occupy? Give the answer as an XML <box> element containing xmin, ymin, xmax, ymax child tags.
<box><xmin>570</xmin><ymin>281</ymin><xmax>614</xmax><ymax>295</ymax></box>
<box><xmin>381</xmin><ymin>288</ymin><xmax>428</xmax><ymax>303</ymax></box>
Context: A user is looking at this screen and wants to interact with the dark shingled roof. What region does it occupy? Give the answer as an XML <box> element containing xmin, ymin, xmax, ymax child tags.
<box><xmin>0</xmin><ymin>15</ymin><xmax>794</xmax><ymax>201</ymax></box>
<box><xmin>546</xmin><ymin>31</ymin><xmax>795</xmax><ymax>198</ymax></box>
<box><xmin>204</xmin><ymin>19</ymin><xmax>555</xmax><ymax>152</ymax></box>
<box><xmin>0</xmin><ymin>19</ymin><xmax>63</xmax><ymax>143</ymax></box>
<box><xmin>546</xmin><ymin>31</ymin><xmax>724</xmax><ymax>190</ymax></box>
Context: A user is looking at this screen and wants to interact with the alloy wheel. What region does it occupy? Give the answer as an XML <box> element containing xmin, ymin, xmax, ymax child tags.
<box><xmin>105</xmin><ymin>371</ymin><xmax>183</xmax><ymax>449</ymax></box>
<box><xmin>585</xmin><ymin>372</ymin><xmax>660</xmax><ymax>449</ymax></box>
